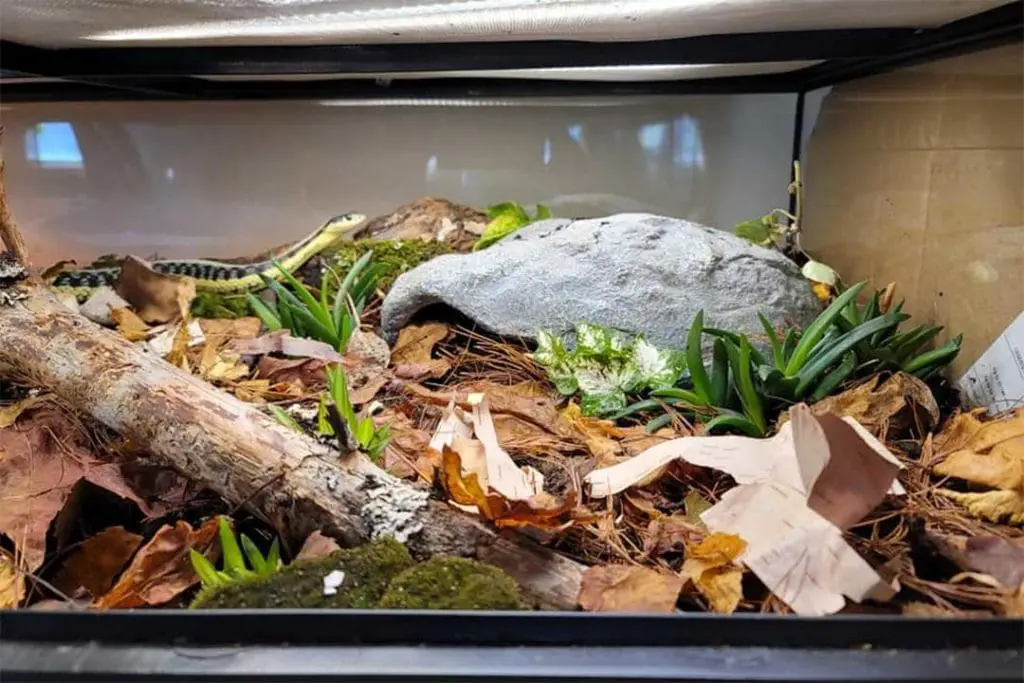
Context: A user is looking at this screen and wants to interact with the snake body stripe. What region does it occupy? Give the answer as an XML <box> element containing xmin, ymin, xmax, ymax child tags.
<box><xmin>49</xmin><ymin>212</ymin><xmax>366</xmax><ymax>298</ymax></box>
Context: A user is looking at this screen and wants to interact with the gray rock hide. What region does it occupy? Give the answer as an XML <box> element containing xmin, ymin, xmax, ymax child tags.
<box><xmin>380</xmin><ymin>213</ymin><xmax>821</xmax><ymax>350</ymax></box>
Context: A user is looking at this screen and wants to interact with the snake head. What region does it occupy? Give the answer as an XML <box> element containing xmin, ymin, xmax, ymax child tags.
<box><xmin>323</xmin><ymin>212</ymin><xmax>367</xmax><ymax>237</ymax></box>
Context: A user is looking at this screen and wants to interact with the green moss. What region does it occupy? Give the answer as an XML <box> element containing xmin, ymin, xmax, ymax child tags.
<box><xmin>191</xmin><ymin>292</ymin><xmax>253</xmax><ymax>319</ymax></box>
<box><xmin>190</xmin><ymin>536</ymin><xmax>414</xmax><ymax>609</ymax></box>
<box><xmin>325</xmin><ymin>239</ymin><xmax>452</xmax><ymax>292</ymax></box>
<box><xmin>377</xmin><ymin>556</ymin><xmax>524</xmax><ymax>610</ymax></box>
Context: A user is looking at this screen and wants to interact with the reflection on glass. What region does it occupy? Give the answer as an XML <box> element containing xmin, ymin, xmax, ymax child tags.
<box><xmin>4</xmin><ymin>96</ymin><xmax>795</xmax><ymax>266</ymax></box>
<box><xmin>25</xmin><ymin>121</ymin><xmax>84</xmax><ymax>170</ymax></box>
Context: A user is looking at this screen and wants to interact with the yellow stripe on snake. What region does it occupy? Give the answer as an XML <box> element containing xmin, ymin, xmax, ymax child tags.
<box><xmin>49</xmin><ymin>212</ymin><xmax>366</xmax><ymax>300</ymax></box>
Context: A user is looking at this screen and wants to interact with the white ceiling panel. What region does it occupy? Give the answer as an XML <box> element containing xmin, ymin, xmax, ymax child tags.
<box><xmin>0</xmin><ymin>1</ymin><xmax>1009</xmax><ymax>49</ymax></box>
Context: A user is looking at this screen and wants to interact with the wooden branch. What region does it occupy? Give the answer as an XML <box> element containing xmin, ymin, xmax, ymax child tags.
<box><xmin>0</xmin><ymin>283</ymin><xmax>585</xmax><ymax>609</ymax></box>
<box><xmin>0</xmin><ymin>155</ymin><xmax>31</xmax><ymax>265</ymax></box>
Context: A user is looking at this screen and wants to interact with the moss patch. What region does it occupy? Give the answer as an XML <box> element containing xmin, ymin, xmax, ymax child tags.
<box><xmin>378</xmin><ymin>556</ymin><xmax>524</xmax><ymax>610</ymax></box>
<box><xmin>190</xmin><ymin>536</ymin><xmax>414</xmax><ymax>609</ymax></box>
<box><xmin>325</xmin><ymin>239</ymin><xmax>452</xmax><ymax>292</ymax></box>
<box><xmin>190</xmin><ymin>292</ymin><xmax>253</xmax><ymax>319</ymax></box>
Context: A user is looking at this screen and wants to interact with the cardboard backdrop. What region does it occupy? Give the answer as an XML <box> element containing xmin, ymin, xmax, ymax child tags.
<box><xmin>803</xmin><ymin>43</ymin><xmax>1023</xmax><ymax>377</ymax></box>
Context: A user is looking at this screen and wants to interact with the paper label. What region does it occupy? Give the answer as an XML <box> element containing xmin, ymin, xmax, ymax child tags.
<box><xmin>958</xmin><ymin>311</ymin><xmax>1024</xmax><ymax>415</ymax></box>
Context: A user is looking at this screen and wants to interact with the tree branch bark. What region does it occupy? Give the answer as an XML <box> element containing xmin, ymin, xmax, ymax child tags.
<box><xmin>0</xmin><ymin>283</ymin><xmax>585</xmax><ymax>608</ymax></box>
<box><xmin>0</xmin><ymin>154</ymin><xmax>31</xmax><ymax>265</ymax></box>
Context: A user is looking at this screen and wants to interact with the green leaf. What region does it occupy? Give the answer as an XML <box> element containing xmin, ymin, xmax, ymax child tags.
<box><xmin>893</xmin><ymin>325</ymin><xmax>943</xmax><ymax>363</ymax></box>
<box><xmin>651</xmin><ymin>387</ymin><xmax>706</xmax><ymax>406</ymax></box>
<box><xmin>702</xmin><ymin>328</ymin><xmax>767</xmax><ymax>367</ymax></box>
<box><xmin>794</xmin><ymin>312</ymin><xmax>906</xmax><ymax>397</ymax></box>
<box><xmin>610</xmin><ymin>398</ymin><xmax>662</xmax><ymax>420</ymax></box>
<box><xmin>272</xmin><ymin>258</ymin><xmax>333</xmax><ymax>330</ymax></box>
<box><xmin>246</xmin><ymin>293</ymin><xmax>282</xmax><ymax>330</ymax></box>
<box><xmin>732</xmin><ymin>336</ymin><xmax>766</xmax><ymax>434</ymax></box>
<box><xmin>785</xmin><ymin>280</ymin><xmax>868</xmax><ymax>375</ymax></box>
<box><xmin>810</xmin><ymin>350</ymin><xmax>857</xmax><ymax>402</ymax></box>
<box><xmin>534</xmin><ymin>204</ymin><xmax>553</xmax><ymax>220</ymax></box>
<box><xmin>710</xmin><ymin>338</ymin><xmax>730</xmax><ymax>408</ymax></box>
<box><xmin>734</xmin><ymin>218</ymin><xmax>772</xmax><ymax>245</ymax></box>
<box><xmin>580</xmin><ymin>390</ymin><xmax>628</xmax><ymax>417</ymax></box>
<box><xmin>761</xmin><ymin>368</ymin><xmax>800</xmax><ymax>401</ymax></box>
<box><xmin>781</xmin><ymin>328</ymin><xmax>799</xmax><ymax>365</ymax></box>
<box><xmin>645</xmin><ymin>413</ymin><xmax>674</xmax><ymax>433</ymax></box>
<box><xmin>217</xmin><ymin>517</ymin><xmax>247</xmax><ymax>578</ymax></box>
<box><xmin>630</xmin><ymin>337</ymin><xmax>685</xmax><ymax>390</ymax></box>
<box><xmin>317</xmin><ymin>393</ymin><xmax>334</xmax><ymax>436</ymax></box>
<box><xmin>188</xmin><ymin>549</ymin><xmax>223</xmax><ymax>588</ymax></box>
<box><xmin>704</xmin><ymin>413</ymin><xmax>764</xmax><ymax>437</ymax></box>
<box><xmin>758</xmin><ymin>313</ymin><xmax>784</xmax><ymax>369</ymax></box>
<box><xmin>268</xmin><ymin>405</ymin><xmax>303</xmax><ymax>433</ymax></box>
<box><xmin>240</xmin><ymin>534</ymin><xmax>268</xmax><ymax>575</ymax></box>
<box><xmin>266</xmin><ymin>538</ymin><xmax>281</xmax><ymax>572</ymax></box>
<box><xmin>800</xmin><ymin>259</ymin><xmax>838</xmax><ymax>286</ymax></box>
<box><xmin>686</xmin><ymin>311</ymin><xmax>712</xmax><ymax>404</ymax></box>
<box><xmin>903</xmin><ymin>334</ymin><xmax>962</xmax><ymax>376</ymax></box>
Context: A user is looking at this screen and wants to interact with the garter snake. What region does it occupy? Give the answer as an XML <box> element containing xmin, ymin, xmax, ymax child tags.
<box><xmin>49</xmin><ymin>212</ymin><xmax>366</xmax><ymax>300</ymax></box>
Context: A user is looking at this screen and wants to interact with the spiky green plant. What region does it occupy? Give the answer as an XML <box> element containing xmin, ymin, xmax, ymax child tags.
<box><xmin>615</xmin><ymin>280</ymin><xmax>962</xmax><ymax>437</ymax></box>
<box><xmin>319</xmin><ymin>365</ymin><xmax>390</xmax><ymax>462</ymax></box>
<box><xmin>189</xmin><ymin>516</ymin><xmax>281</xmax><ymax>590</ymax></box>
<box><xmin>247</xmin><ymin>250</ymin><xmax>382</xmax><ymax>352</ymax></box>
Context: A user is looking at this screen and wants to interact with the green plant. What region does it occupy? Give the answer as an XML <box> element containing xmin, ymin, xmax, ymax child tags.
<box><xmin>616</xmin><ymin>280</ymin><xmax>962</xmax><ymax>437</ymax></box>
<box><xmin>532</xmin><ymin>323</ymin><xmax>686</xmax><ymax>417</ymax></box>
<box><xmin>189</xmin><ymin>516</ymin><xmax>281</xmax><ymax>590</ymax></box>
<box><xmin>247</xmin><ymin>251</ymin><xmax>382</xmax><ymax>352</ymax></box>
<box><xmin>320</xmin><ymin>365</ymin><xmax>390</xmax><ymax>461</ymax></box>
<box><xmin>473</xmin><ymin>201</ymin><xmax>552</xmax><ymax>251</ymax></box>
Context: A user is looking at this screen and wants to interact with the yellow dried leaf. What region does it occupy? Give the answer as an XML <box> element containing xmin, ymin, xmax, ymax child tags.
<box><xmin>935</xmin><ymin>436</ymin><xmax>1024</xmax><ymax>491</ymax></box>
<box><xmin>811</xmin><ymin>281</ymin><xmax>832</xmax><ymax>304</ymax></box>
<box><xmin>234</xmin><ymin>379</ymin><xmax>272</xmax><ymax>403</ymax></box>
<box><xmin>165</xmin><ymin>322</ymin><xmax>193</xmax><ymax>369</ymax></box>
<box><xmin>110</xmin><ymin>307</ymin><xmax>152</xmax><ymax>342</ymax></box>
<box><xmin>0</xmin><ymin>394</ymin><xmax>50</xmax><ymax>429</ymax></box>
<box><xmin>807</xmin><ymin>373</ymin><xmax>939</xmax><ymax>436</ymax></box>
<box><xmin>680</xmin><ymin>532</ymin><xmax>747</xmax><ymax>615</ymax></box>
<box><xmin>0</xmin><ymin>550</ymin><xmax>25</xmax><ymax>608</ymax></box>
<box><xmin>578</xmin><ymin>564</ymin><xmax>684</xmax><ymax>612</ymax></box>
<box><xmin>203</xmin><ymin>350</ymin><xmax>251</xmax><ymax>383</ymax></box>
<box><xmin>937</xmin><ymin>489</ymin><xmax>1024</xmax><ymax>525</ymax></box>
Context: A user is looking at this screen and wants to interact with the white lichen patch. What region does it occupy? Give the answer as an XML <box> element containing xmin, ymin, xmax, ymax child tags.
<box><xmin>0</xmin><ymin>253</ymin><xmax>26</xmax><ymax>282</ymax></box>
<box><xmin>360</xmin><ymin>473</ymin><xmax>429</xmax><ymax>543</ymax></box>
<box><xmin>0</xmin><ymin>289</ymin><xmax>27</xmax><ymax>306</ymax></box>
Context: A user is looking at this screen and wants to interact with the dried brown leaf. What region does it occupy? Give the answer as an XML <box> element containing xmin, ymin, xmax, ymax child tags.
<box><xmin>257</xmin><ymin>356</ymin><xmax>326</xmax><ymax>389</ymax></box>
<box><xmin>961</xmin><ymin>536</ymin><xmax>1024</xmax><ymax>589</ymax></box>
<box><xmin>937</xmin><ymin>489</ymin><xmax>1024</xmax><ymax>525</ymax></box>
<box><xmin>115</xmin><ymin>255</ymin><xmax>195</xmax><ymax>324</ymax></box>
<box><xmin>578</xmin><ymin>565</ymin><xmax>684</xmax><ymax>613</ymax></box>
<box><xmin>110</xmin><ymin>307</ymin><xmax>152</xmax><ymax>342</ymax></box>
<box><xmin>198</xmin><ymin>317</ymin><xmax>263</xmax><ymax>341</ymax></box>
<box><xmin>390</xmin><ymin>323</ymin><xmax>450</xmax><ymax>368</ymax></box>
<box><xmin>934</xmin><ymin>411</ymin><xmax>1024</xmax><ymax>491</ymax></box>
<box><xmin>234</xmin><ymin>379</ymin><xmax>273</xmax><ymax>403</ymax></box>
<box><xmin>96</xmin><ymin>518</ymin><xmax>219</xmax><ymax>609</ymax></box>
<box><xmin>53</xmin><ymin>526</ymin><xmax>144</xmax><ymax>599</ymax></box>
<box><xmin>680</xmin><ymin>532</ymin><xmax>747</xmax><ymax>615</ymax></box>
<box><xmin>0</xmin><ymin>407</ymin><xmax>145</xmax><ymax>570</ymax></box>
<box><xmin>0</xmin><ymin>550</ymin><xmax>25</xmax><ymax>609</ymax></box>
<box><xmin>231</xmin><ymin>330</ymin><xmax>346</xmax><ymax>363</ymax></box>
<box><xmin>808</xmin><ymin>372</ymin><xmax>939</xmax><ymax>437</ymax></box>
<box><xmin>295</xmin><ymin>530</ymin><xmax>342</xmax><ymax>561</ymax></box>
<box><xmin>0</xmin><ymin>393</ymin><xmax>51</xmax><ymax>429</ymax></box>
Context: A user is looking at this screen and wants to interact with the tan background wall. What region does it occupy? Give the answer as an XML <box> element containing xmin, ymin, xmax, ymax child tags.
<box><xmin>802</xmin><ymin>43</ymin><xmax>1024</xmax><ymax>376</ymax></box>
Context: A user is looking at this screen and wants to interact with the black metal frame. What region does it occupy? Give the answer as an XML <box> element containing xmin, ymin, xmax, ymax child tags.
<box><xmin>1</xmin><ymin>4</ymin><xmax>1023</xmax><ymax>681</ymax></box>
<box><xmin>2</xmin><ymin>610</ymin><xmax>1022</xmax><ymax>681</ymax></box>
<box><xmin>1</xmin><ymin>2</ymin><xmax>1020</xmax><ymax>102</ymax></box>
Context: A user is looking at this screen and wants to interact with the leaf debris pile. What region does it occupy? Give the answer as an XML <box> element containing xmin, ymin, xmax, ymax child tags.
<box><xmin>3</xmin><ymin>225</ymin><xmax>1020</xmax><ymax>619</ymax></box>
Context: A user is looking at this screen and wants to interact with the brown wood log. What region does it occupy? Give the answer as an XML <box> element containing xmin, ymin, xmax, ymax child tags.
<box><xmin>0</xmin><ymin>282</ymin><xmax>585</xmax><ymax>609</ymax></box>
